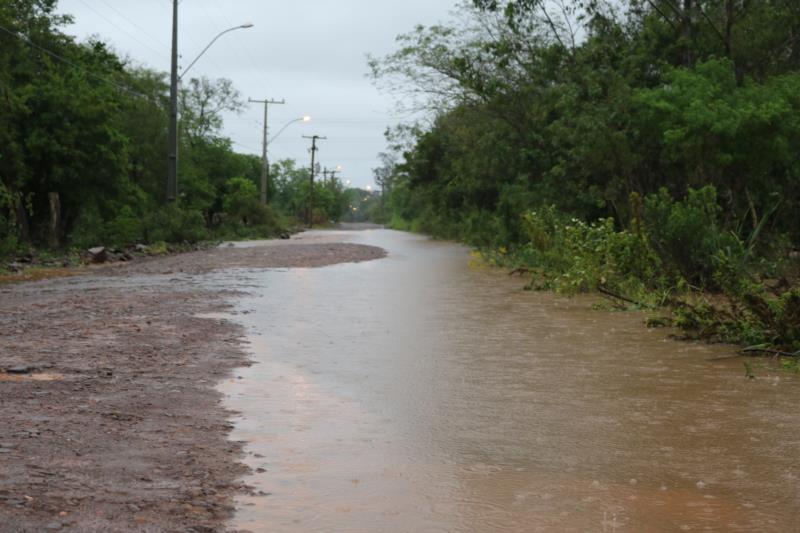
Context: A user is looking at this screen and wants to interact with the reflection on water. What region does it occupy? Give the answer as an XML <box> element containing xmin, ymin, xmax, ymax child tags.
<box><xmin>219</xmin><ymin>230</ymin><xmax>800</xmax><ymax>532</ymax></box>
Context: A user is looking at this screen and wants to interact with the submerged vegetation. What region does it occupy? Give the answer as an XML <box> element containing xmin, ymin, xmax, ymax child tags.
<box><xmin>370</xmin><ymin>0</ymin><xmax>800</xmax><ymax>353</ymax></box>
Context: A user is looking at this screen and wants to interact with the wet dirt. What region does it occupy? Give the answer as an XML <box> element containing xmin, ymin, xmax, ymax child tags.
<box><xmin>0</xmin><ymin>372</ymin><xmax>63</xmax><ymax>382</ymax></box>
<box><xmin>220</xmin><ymin>230</ymin><xmax>800</xmax><ymax>533</ymax></box>
<box><xmin>0</xmin><ymin>237</ymin><xmax>385</xmax><ymax>533</ymax></box>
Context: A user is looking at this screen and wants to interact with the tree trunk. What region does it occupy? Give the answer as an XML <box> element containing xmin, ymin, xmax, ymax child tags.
<box><xmin>48</xmin><ymin>191</ymin><xmax>61</xmax><ymax>249</ymax></box>
<box><xmin>724</xmin><ymin>0</ymin><xmax>734</xmax><ymax>57</ymax></box>
<box><xmin>15</xmin><ymin>194</ymin><xmax>30</xmax><ymax>243</ymax></box>
<box><xmin>683</xmin><ymin>0</ymin><xmax>695</xmax><ymax>66</ymax></box>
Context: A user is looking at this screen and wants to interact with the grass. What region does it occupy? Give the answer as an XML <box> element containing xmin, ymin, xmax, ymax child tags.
<box><xmin>0</xmin><ymin>266</ymin><xmax>82</xmax><ymax>285</ymax></box>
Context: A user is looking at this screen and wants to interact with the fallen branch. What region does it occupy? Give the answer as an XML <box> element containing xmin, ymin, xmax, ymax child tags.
<box><xmin>706</xmin><ymin>354</ymin><xmax>744</xmax><ymax>361</ymax></box>
<box><xmin>741</xmin><ymin>346</ymin><xmax>800</xmax><ymax>358</ymax></box>
<box><xmin>597</xmin><ymin>285</ymin><xmax>655</xmax><ymax>309</ymax></box>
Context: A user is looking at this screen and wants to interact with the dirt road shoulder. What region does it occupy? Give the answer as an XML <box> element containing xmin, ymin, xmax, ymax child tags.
<box><xmin>0</xmin><ymin>239</ymin><xmax>386</xmax><ymax>532</ymax></box>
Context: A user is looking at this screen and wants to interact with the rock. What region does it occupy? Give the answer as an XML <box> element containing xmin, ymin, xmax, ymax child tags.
<box><xmin>87</xmin><ymin>247</ymin><xmax>108</xmax><ymax>264</ymax></box>
<box><xmin>7</xmin><ymin>366</ymin><xmax>32</xmax><ymax>374</ymax></box>
<box><xmin>45</xmin><ymin>522</ymin><xmax>62</xmax><ymax>530</ymax></box>
<box><xmin>279</xmin><ymin>232</ymin><xmax>291</xmax><ymax>240</ymax></box>
<box><xmin>134</xmin><ymin>243</ymin><xmax>148</xmax><ymax>253</ymax></box>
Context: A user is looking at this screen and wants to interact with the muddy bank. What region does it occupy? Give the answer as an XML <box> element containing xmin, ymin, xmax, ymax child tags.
<box><xmin>0</xmin><ymin>239</ymin><xmax>385</xmax><ymax>533</ymax></box>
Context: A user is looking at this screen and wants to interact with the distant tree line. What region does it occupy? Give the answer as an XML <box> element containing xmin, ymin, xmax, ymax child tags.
<box><xmin>0</xmin><ymin>0</ymin><xmax>348</xmax><ymax>256</ymax></box>
<box><xmin>370</xmin><ymin>0</ymin><xmax>800</xmax><ymax>350</ymax></box>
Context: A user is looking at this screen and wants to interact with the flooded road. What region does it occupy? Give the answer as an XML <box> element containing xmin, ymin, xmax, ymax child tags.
<box><xmin>219</xmin><ymin>229</ymin><xmax>800</xmax><ymax>532</ymax></box>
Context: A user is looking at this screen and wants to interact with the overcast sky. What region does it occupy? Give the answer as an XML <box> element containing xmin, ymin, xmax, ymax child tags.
<box><xmin>56</xmin><ymin>0</ymin><xmax>457</xmax><ymax>189</ymax></box>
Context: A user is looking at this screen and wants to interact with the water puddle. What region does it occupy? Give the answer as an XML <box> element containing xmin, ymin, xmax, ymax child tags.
<box><xmin>219</xmin><ymin>229</ymin><xmax>800</xmax><ymax>532</ymax></box>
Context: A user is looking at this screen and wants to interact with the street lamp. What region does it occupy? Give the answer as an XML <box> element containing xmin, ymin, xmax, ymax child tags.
<box><xmin>180</xmin><ymin>23</ymin><xmax>254</xmax><ymax>80</ymax></box>
<box><xmin>255</xmin><ymin>115</ymin><xmax>310</xmax><ymax>205</ymax></box>
<box><xmin>167</xmin><ymin>5</ymin><xmax>254</xmax><ymax>200</ymax></box>
<box><xmin>269</xmin><ymin>115</ymin><xmax>311</xmax><ymax>144</ymax></box>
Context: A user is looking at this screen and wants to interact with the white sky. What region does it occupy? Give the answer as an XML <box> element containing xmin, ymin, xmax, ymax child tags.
<box><xmin>56</xmin><ymin>0</ymin><xmax>457</xmax><ymax>188</ymax></box>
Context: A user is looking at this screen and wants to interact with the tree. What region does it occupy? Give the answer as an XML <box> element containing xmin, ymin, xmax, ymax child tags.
<box><xmin>370</xmin><ymin>0</ymin><xmax>800</xmax><ymax>246</ymax></box>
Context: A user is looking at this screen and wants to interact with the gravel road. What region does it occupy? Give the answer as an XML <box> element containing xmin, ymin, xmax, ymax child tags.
<box><xmin>0</xmin><ymin>234</ymin><xmax>386</xmax><ymax>532</ymax></box>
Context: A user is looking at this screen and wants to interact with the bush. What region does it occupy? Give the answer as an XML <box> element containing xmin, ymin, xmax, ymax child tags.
<box><xmin>68</xmin><ymin>205</ymin><xmax>106</xmax><ymax>249</ymax></box>
<box><xmin>0</xmin><ymin>184</ymin><xmax>18</xmax><ymax>257</ymax></box>
<box><xmin>146</xmin><ymin>203</ymin><xmax>207</xmax><ymax>243</ymax></box>
<box><xmin>223</xmin><ymin>177</ymin><xmax>259</xmax><ymax>224</ymax></box>
<box><xmin>106</xmin><ymin>206</ymin><xmax>142</xmax><ymax>246</ymax></box>
<box><xmin>644</xmin><ymin>186</ymin><xmax>738</xmax><ymax>286</ymax></box>
<box><xmin>0</xmin><ymin>228</ymin><xmax>18</xmax><ymax>258</ymax></box>
<box><xmin>515</xmin><ymin>206</ymin><xmax>663</xmax><ymax>296</ymax></box>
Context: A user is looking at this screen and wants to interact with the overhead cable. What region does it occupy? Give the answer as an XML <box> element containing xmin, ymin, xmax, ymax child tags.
<box><xmin>0</xmin><ymin>22</ymin><xmax>149</xmax><ymax>99</ymax></box>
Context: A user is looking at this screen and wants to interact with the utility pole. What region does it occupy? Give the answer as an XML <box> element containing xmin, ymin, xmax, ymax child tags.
<box><xmin>329</xmin><ymin>167</ymin><xmax>342</xmax><ymax>185</ymax></box>
<box><xmin>322</xmin><ymin>166</ymin><xmax>342</xmax><ymax>187</ymax></box>
<box><xmin>248</xmin><ymin>98</ymin><xmax>285</xmax><ymax>205</ymax></box>
<box><xmin>302</xmin><ymin>135</ymin><xmax>326</xmax><ymax>226</ymax></box>
<box><xmin>167</xmin><ymin>0</ymin><xmax>178</xmax><ymax>201</ymax></box>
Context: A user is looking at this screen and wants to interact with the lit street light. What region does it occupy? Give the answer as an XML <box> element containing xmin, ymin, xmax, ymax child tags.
<box><xmin>167</xmin><ymin>1</ymin><xmax>253</xmax><ymax>200</ymax></box>
<box><xmin>257</xmin><ymin>115</ymin><xmax>310</xmax><ymax>204</ymax></box>
<box><xmin>179</xmin><ymin>23</ymin><xmax>254</xmax><ymax>81</ymax></box>
<box><xmin>269</xmin><ymin>115</ymin><xmax>311</xmax><ymax>144</ymax></box>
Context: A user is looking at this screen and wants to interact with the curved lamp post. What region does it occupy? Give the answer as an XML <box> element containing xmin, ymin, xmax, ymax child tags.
<box><xmin>167</xmin><ymin>14</ymin><xmax>254</xmax><ymax>200</ymax></box>
<box><xmin>180</xmin><ymin>23</ymin><xmax>254</xmax><ymax>80</ymax></box>
<box><xmin>269</xmin><ymin>115</ymin><xmax>311</xmax><ymax>144</ymax></box>
<box><xmin>258</xmin><ymin>115</ymin><xmax>310</xmax><ymax>204</ymax></box>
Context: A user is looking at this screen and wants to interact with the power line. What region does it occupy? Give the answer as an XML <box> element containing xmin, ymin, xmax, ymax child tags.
<box><xmin>192</xmin><ymin>0</ymin><xmax>245</xmax><ymax>79</ymax></box>
<box><xmin>96</xmin><ymin>0</ymin><xmax>171</xmax><ymax>50</ymax></box>
<box><xmin>0</xmin><ymin>22</ymin><xmax>148</xmax><ymax>99</ymax></box>
<box><xmin>231</xmin><ymin>140</ymin><xmax>261</xmax><ymax>152</ymax></box>
<box><xmin>76</xmin><ymin>0</ymin><xmax>166</xmax><ymax>57</ymax></box>
<box><xmin>209</xmin><ymin>0</ymin><xmax>274</xmax><ymax>95</ymax></box>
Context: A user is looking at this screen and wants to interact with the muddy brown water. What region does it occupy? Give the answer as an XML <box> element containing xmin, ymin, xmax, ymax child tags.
<box><xmin>218</xmin><ymin>229</ymin><xmax>800</xmax><ymax>532</ymax></box>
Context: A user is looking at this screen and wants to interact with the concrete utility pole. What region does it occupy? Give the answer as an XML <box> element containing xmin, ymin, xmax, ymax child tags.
<box><xmin>166</xmin><ymin>11</ymin><xmax>252</xmax><ymax>202</ymax></box>
<box><xmin>167</xmin><ymin>0</ymin><xmax>178</xmax><ymax>201</ymax></box>
<box><xmin>248</xmin><ymin>98</ymin><xmax>285</xmax><ymax>205</ymax></box>
<box><xmin>302</xmin><ymin>135</ymin><xmax>326</xmax><ymax>226</ymax></box>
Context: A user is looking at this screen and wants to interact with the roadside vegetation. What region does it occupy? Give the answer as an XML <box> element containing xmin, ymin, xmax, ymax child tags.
<box><xmin>0</xmin><ymin>1</ymin><xmax>351</xmax><ymax>272</ymax></box>
<box><xmin>369</xmin><ymin>0</ymin><xmax>800</xmax><ymax>354</ymax></box>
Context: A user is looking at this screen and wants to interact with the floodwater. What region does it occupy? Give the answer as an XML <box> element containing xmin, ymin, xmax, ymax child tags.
<box><xmin>219</xmin><ymin>229</ymin><xmax>800</xmax><ymax>532</ymax></box>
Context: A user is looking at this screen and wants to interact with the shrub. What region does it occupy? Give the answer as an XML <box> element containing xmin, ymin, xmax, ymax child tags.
<box><xmin>68</xmin><ymin>205</ymin><xmax>105</xmax><ymax>249</ymax></box>
<box><xmin>146</xmin><ymin>203</ymin><xmax>207</xmax><ymax>243</ymax></box>
<box><xmin>644</xmin><ymin>186</ymin><xmax>738</xmax><ymax>286</ymax></box>
<box><xmin>222</xmin><ymin>177</ymin><xmax>260</xmax><ymax>225</ymax></box>
<box><xmin>106</xmin><ymin>206</ymin><xmax>142</xmax><ymax>246</ymax></box>
<box><xmin>517</xmin><ymin>207</ymin><xmax>662</xmax><ymax>295</ymax></box>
